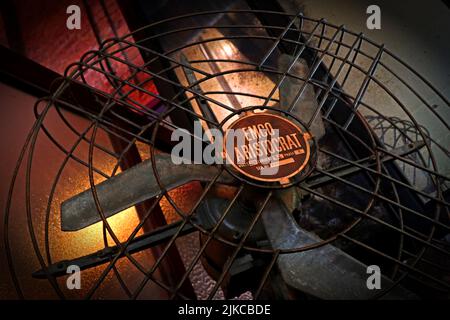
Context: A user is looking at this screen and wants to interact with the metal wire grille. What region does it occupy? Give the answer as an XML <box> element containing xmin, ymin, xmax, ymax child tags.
<box><xmin>4</xmin><ymin>10</ymin><xmax>450</xmax><ymax>300</ymax></box>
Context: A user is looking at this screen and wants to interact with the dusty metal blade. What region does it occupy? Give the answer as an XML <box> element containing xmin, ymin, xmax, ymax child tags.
<box><xmin>61</xmin><ymin>153</ymin><xmax>234</xmax><ymax>231</ymax></box>
<box><xmin>33</xmin><ymin>220</ymin><xmax>196</xmax><ymax>278</ymax></box>
<box><xmin>262</xmin><ymin>196</ymin><xmax>417</xmax><ymax>299</ymax></box>
<box><xmin>278</xmin><ymin>54</ymin><xmax>325</xmax><ymax>140</ymax></box>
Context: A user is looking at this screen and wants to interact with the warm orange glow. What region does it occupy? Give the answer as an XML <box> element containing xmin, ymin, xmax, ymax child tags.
<box><xmin>222</xmin><ymin>41</ymin><xmax>235</xmax><ymax>57</ymax></box>
<box><xmin>176</xmin><ymin>29</ymin><xmax>278</xmax><ymax>130</ymax></box>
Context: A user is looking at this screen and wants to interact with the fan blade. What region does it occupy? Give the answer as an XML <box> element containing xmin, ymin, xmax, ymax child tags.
<box><xmin>33</xmin><ymin>220</ymin><xmax>196</xmax><ymax>278</ymax></box>
<box><xmin>278</xmin><ymin>54</ymin><xmax>325</xmax><ymax>140</ymax></box>
<box><xmin>61</xmin><ymin>153</ymin><xmax>234</xmax><ymax>231</ymax></box>
<box><xmin>262</xmin><ymin>196</ymin><xmax>417</xmax><ymax>299</ymax></box>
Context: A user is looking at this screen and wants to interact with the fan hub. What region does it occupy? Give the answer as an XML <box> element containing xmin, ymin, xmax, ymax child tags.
<box><xmin>223</xmin><ymin>109</ymin><xmax>314</xmax><ymax>186</ymax></box>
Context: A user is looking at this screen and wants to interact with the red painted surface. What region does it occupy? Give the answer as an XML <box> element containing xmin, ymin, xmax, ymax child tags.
<box><xmin>9</xmin><ymin>0</ymin><xmax>158</xmax><ymax>107</ymax></box>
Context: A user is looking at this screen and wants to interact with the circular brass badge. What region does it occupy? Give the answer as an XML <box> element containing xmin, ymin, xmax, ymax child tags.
<box><xmin>224</xmin><ymin>112</ymin><xmax>311</xmax><ymax>183</ymax></box>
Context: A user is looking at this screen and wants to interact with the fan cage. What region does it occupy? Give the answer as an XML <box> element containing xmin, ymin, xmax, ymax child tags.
<box><xmin>4</xmin><ymin>10</ymin><xmax>450</xmax><ymax>300</ymax></box>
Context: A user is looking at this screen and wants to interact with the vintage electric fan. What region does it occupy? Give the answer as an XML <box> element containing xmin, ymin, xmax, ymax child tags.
<box><xmin>4</xmin><ymin>9</ymin><xmax>450</xmax><ymax>300</ymax></box>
